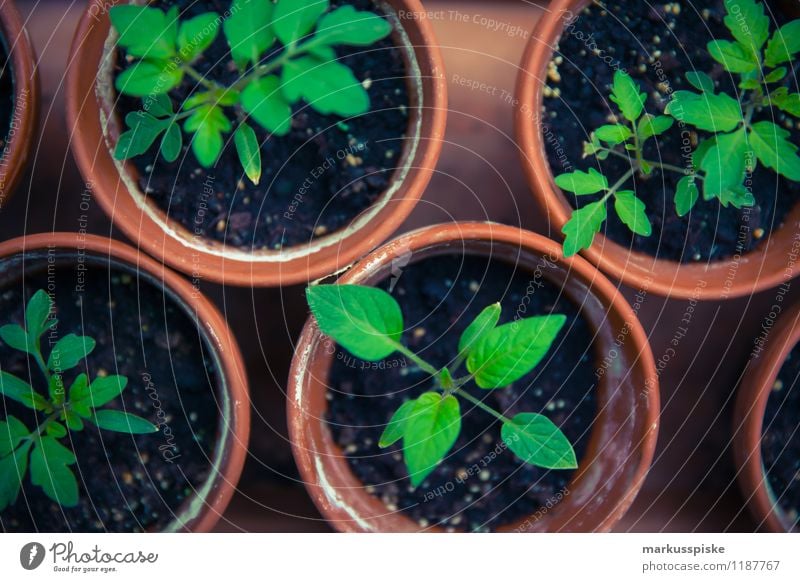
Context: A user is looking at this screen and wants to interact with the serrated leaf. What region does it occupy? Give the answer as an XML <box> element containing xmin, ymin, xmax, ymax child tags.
<box><xmin>562</xmin><ymin>200</ymin><xmax>607</xmax><ymax>257</ymax></box>
<box><xmin>81</xmin><ymin>375</ymin><xmax>128</xmax><ymax>409</ymax></box>
<box><xmin>224</xmin><ymin>0</ymin><xmax>276</xmax><ymax>69</ymax></box>
<box><xmin>686</xmin><ymin>71</ymin><xmax>715</xmax><ymax>93</ymax></box>
<box><xmin>306</xmin><ymin>285</ymin><xmax>403</xmax><ymax>361</ymax></box>
<box><xmin>457</xmin><ymin>303</ymin><xmax>501</xmax><ymax>355</ymax></box>
<box><xmin>0</xmin><ymin>371</ymin><xmax>49</xmax><ymax>411</ymax></box>
<box><xmin>240</xmin><ymin>75</ymin><xmax>293</xmax><ymax>135</ymax></box>
<box><xmin>765</xmin><ymin>21</ymin><xmax>800</xmax><ymax>67</ymax></box>
<box><xmin>378</xmin><ymin>399</ymin><xmax>416</xmax><ymax>448</ymax></box>
<box><xmin>666</xmin><ymin>90</ymin><xmax>743</xmax><ymax>132</ymax></box>
<box><xmin>610</xmin><ymin>70</ymin><xmax>646</xmax><ymax>122</ymax></box>
<box><xmin>47</xmin><ymin>334</ymin><xmax>96</xmax><ymax>371</ymax></box>
<box><xmin>770</xmin><ymin>87</ymin><xmax>800</xmax><ymax>117</ymax></box>
<box><xmin>234</xmin><ymin>123</ymin><xmax>262</xmax><ymax>184</ymax></box>
<box><xmin>0</xmin><ymin>440</ymin><xmax>31</xmax><ymax>511</ymax></box>
<box><xmin>403</xmin><ymin>393</ymin><xmax>460</xmax><ymax>488</ymax></box>
<box><xmin>177</xmin><ymin>12</ymin><xmax>220</xmax><ymax>61</ymax></box>
<box><xmin>273</xmin><ymin>0</ymin><xmax>329</xmax><ymax>46</ymax></box>
<box><xmin>25</xmin><ymin>290</ymin><xmax>53</xmax><ymax>341</ymax></box>
<box><xmin>46</xmin><ymin>422</ymin><xmax>67</xmax><ymax>439</ymax></box>
<box><xmin>554</xmin><ymin>168</ymin><xmax>608</xmax><ymax>195</ymax></box>
<box><xmin>30</xmin><ymin>436</ymin><xmax>78</xmax><ymax>507</ymax></box>
<box><xmin>90</xmin><ymin>410</ymin><xmax>158</xmax><ymax>434</ymax></box>
<box><xmin>114</xmin><ymin>112</ymin><xmax>170</xmax><ymax>160</ymax></box>
<box><xmin>160</xmin><ymin>122</ymin><xmax>182</xmax><ymax>162</ymax></box>
<box><xmin>281</xmin><ymin>57</ymin><xmax>369</xmax><ymax>116</ymax></box>
<box><xmin>700</xmin><ymin>128</ymin><xmax>749</xmax><ymax>203</ymax></box>
<box><xmin>312</xmin><ymin>5</ymin><xmax>392</xmax><ymax>47</ymax></box>
<box><xmin>594</xmin><ymin>124</ymin><xmax>632</xmax><ymax>145</ymax></box>
<box><xmin>0</xmin><ymin>416</ymin><xmax>29</xmax><ymax>457</ymax></box>
<box><xmin>675</xmin><ymin>175</ymin><xmax>700</xmax><ymax>216</ymax></box>
<box><xmin>466</xmin><ymin>315</ymin><xmax>566</xmax><ymax>389</ymax></box>
<box><xmin>184</xmin><ymin>105</ymin><xmax>232</xmax><ymax>167</ymax></box>
<box><xmin>638</xmin><ymin>114</ymin><xmax>673</xmax><ymax>141</ymax></box>
<box><xmin>765</xmin><ymin>67</ymin><xmax>787</xmax><ymax>84</ymax></box>
<box><xmin>109</xmin><ymin>5</ymin><xmax>176</xmax><ymax>60</ymax></box>
<box><xmin>708</xmin><ymin>39</ymin><xmax>758</xmax><ymax>73</ymax></box>
<box><xmin>749</xmin><ymin>121</ymin><xmax>800</xmax><ymax>181</ymax></box>
<box><xmin>723</xmin><ymin>0</ymin><xmax>769</xmax><ymax>53</ymax></box>
<box><xmin>502</xmin><ymin>413</ymin><xmax>577</xmax><ymax>469</ymax></box>
<box><xmin>115</xmin><ymin>60</ymin><xmax>183</xmax><ymax>97</ymax></box>
<box><xmin>614</xmin><ymin>190</ymin><xmax>652</xmax><ymax>236</ymax></box>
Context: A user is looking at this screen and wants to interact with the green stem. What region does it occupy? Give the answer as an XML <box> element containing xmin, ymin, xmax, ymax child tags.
<box><xmin>182</xmin><ymin>65</ymin><xmax>223</xmax><ymax>92</ymax></box>
<box><xmin>394</xmin><ymin>344</ymin><xmax>440</xmax><ymax>377</ymax></box>
<box><xmin>600</xmin><ymin>147</ymin><xmax>704</xmax><ymax>181</ymax></box>
<box><xmin>453</xmin><ymin>388</ymin><xmax>512</xmax><ymax>424</ymax></box>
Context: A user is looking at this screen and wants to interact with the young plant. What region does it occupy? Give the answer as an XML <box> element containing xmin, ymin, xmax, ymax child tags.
<box><xmin>306</xmin><ymin>284</ymin><xmax>578</xmax><ymax>489</ymax></box>
<box><xmin>555</xmin><ymin>0</ymin><xmax>800</xmax><ymax>257</ymax></box>
<box><xmin>0</xmin><ymin>290</ymin><xmax>157</xmax><ymax>511</ymax></box>
<box><xmin>110</xmin><ymin>0</ymin><xmax>392</xmax><ymax>184</ymax></box>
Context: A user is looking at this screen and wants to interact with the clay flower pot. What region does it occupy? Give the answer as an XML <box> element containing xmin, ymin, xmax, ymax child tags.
<box><xmin>65</xmin><ymin>0</ymin><xmax>446</xmax><ymax>287</ymax></box>
<box><xmin>733</xmin><ymin>298</ymin><xmax>800</xmax><ymax>533</ymax></box>
<box><xmin>515</xmin><ymin>0</ymin><xmax>799</xmax><ymax>300</ymax></box>
<box><xmin>0</xmin><ymin>0</ymin><xmax>39</xmax><ymax>210</ymax></box>
<box><xmin>0</xmin><ymin>232</ymin><xmax>249</xmax><ymax>532</ymax></box>
<box><xmin>288</xmin><ymin>222</ymin><xmax>659</xmax><ymax>532</ymax></box>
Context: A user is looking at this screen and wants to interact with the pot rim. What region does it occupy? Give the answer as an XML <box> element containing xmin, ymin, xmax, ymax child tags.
<box><xmin>65</xmin><ymin>0</ymin><xmax>447</xmax><ymax>287</ymax></box>
<box><xmin>288</xmin><ymin>221</ymin><xmax>660</xmax><ymax>532</ymax></box>
<box><xmin>515</xmin><ymin>0</ymin><xmax>800</xmax><ymax>301</ymax></box>
<box><xmin>0</xmin><ymin>0</ymin><xmax>39</xmax><ymax>210</ymax></box>
<box><xmin>733</xmin><ymin>297</ymin><xmax>800</xmax><ymax>533</ymax></box>
<box><xmin>0</xmin><ymin>232</ymin><xmax>250</xmax><ymax>533</ymax></box>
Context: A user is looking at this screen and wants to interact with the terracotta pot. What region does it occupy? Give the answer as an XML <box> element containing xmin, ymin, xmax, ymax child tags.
<box><xmin>65</xmin><ymin>0</ymin><xmax>446</xmax><ymax>287</ymax></box>
<box><xmin>733</xmin><ymin>298</ymin><xmax>800</xmax><ymax>533</ymax></box>
<box><xmin>0</xmin><ymin>0</ymin><xmax>39</xmax><ymax>211</ymax></box>
<box><xmin>0</xmin><ymin>232</ymin><xmax>250</xmax><ymax>532</ymax></box>
<box><xmin>288</xmin><ymin>222</ymin><xmax>660</xmax><ymax>532</ymax></box>
<box><xmin>515</xmin><ymin>0</ymin><xmax>800</xmax><ymax>300</ymax></box>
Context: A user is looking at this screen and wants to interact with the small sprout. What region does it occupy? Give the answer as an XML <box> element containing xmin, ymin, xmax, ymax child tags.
<box><xmin>110</xmin><ymin>0</ymin><xmax>392</xmax><ymax>184</ymax></box>
<box><xmin>0</xmin><ymin>290</ymin><xmax>157</xmax><ymax>511</ymax></box>
<box><xmin>553</xmin><ymin>0</ymin><xmax>800</xmax><ymax>257</ymax></box>
<box><xmin>306</xmin><ymin>284</ymin><xmax>577</xmax><ymax>489</ymax></box>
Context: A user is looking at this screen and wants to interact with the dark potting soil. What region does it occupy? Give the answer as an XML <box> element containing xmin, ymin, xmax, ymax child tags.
<box><xmin>114</xmin><ymin>0</ymin><xmax>411</xmax><ymax>250</ymax></box>
<box><xmin>0</xmin><ymin>262</ymin><xmax>219</xmax><ymax>532</ymax></box>
<box><xmin>543</xmin><ymin>0</ymin><xmax>800</xmax><ymax>263</ymax></box>
<box><xmin>762</xmin><ymin>345</ymin><xmax>800</xmax><ymax>531</ymax></box>
<box><xmin>327</xmin><ymin>254</ymin><xmax>598</xmax><ymax>532</ymax></box>
<box><xmin>0</xmin><ymin>35</ymin><xmax>14</xmax><ymax>158</ymax></box>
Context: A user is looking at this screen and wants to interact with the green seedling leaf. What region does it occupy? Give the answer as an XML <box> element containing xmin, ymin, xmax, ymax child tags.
<box><xmin>224</xmin><ymin>0</ymin><xmax>276</xmax><ymax>69</ymax></box>
<box><xmin>30</xmin><ymin>436</ymin><xmax>78</xmax><ymax>507</ymax></box>
<box><xmin>281</xmin><ymin>57</ymin><xmax>370</xmax><ymax>116</ymax></box>
<box><xmin>378</xmin><ymin>399</ymin><xmax>416</xmax><ymax>448</ymax></box>
<box><xmin>48</xmin><ymin>375</ymin><xmax>66</xmax><ymax>406</ymax></box>
<box><xmin>693</xmin><ymin>137</ymin><xmax>716</xmax><ymax>170</ymax></box>
<box><xmin>457</xmin><ymin>303</ymin><xmax>501</xmax><ymax>356</ymax></box>
<box><xmin>0</xmin><ymin>371</ymin><xmax>49</xmax><ymax>411</ymax></box>
<box><xmin>554</xmin><ymin>168</ymin><xmax>608</xmax><ymax>195</ymax></box>
<box><xmin>115</xmin><ymin>59</ymin><xmax>183</xmax><ymax>97</ymax></box>
<box><xmin>707</xmin><ymin>39</ymin><xmax>758</xmax><ymax>73</ymax></box>
<box><xmin>666</xmin><ymin>90</ymin><xmax>743</xmax><ymax>132</ymax></box>
<box><xmin>146</xmin><ymin>93</ymin><xmax>173</xmax><ymax>117</ymax></box>
<box><xmin>638</xmin><ymin>114</ymin><xmax>673</xmax><ymax>141</ymax></box>
<box><xmin>25</xmin><ymin>290</ymin><xmax>53</xmax><ymax>340</ymax></box>
<box><xmin>700</xmin><ymin>128</ymin><xmax>750</xmax><ymax>204</ymax></box>
<box><xmin>62</xmin><ymin>408</ymin><xmax>85</xmax><ymax>431</ymax></box>
<box><xmin>770</xmin><ymin>87</ymin><xmax>800</xmax><ymax>118</ymax></box>
<box><xmin>502</xmin><ymin>413</ymin><xmax>577</xmax><ymax>469</ymax></box>
<box><xmin>0</xmin><ymin>323</ymin><xmax>33</xmax><ymax>353</ymax></box>
<box><xmin>81</xmin><ymin>375</ymin><xmax>128</xmax><ymax>409</ymax></box>
<box><xmin>184</xmin><ymin>104</ymin><xmax>232</xmax><ymax>167</ymax></box>
<box><xmin>765</xmin><ymin>20</ymin><xmax>800</xmax><ymax>67</ymax></box>
<box><xmin>46</xmin><ymin>422</ymin><xmax>67</xmax><ymax>439</ymax></box>
<box><xmin>114</xmin><ymin>112</ymin><xmax>170</xmax><ymax>160</ymax></box>
<box><xmin>0</xmin><ymin>416</ymin><xmax>29</xmax><ymax>457</ymax></box>
<box><xmin>160</xmin><ymin>122</ymin><xmax>183</xmax><ymax>162</ymax></box>
<box><xmin>594</xmin><ymin>124</ymin><xmax>632</xmax><ymax>145</ymax></box>
<box><xmin>0</xmin><ymin>440</ymin><xmax>32</xmax><ymax>511</ymax></box>
<box><xmin>686</xmin><ymin>71</ymin><xmax>715</xmax><ymax>93</ymax></box>
<box><xmin>273</xmin><ymin>0</ymin><xmax>329</xmax><ymax>46</ymax></box>
<box><xmin>765</xmin><ymin>67</ymin><xmax>787</xmax><ymax>84</ymax></box>
<box><xmin>234</xmin><ymin>123</ymin><xmax>262</xmax><ymax>184</ymax></box>
<box><xmin>90</xmin><ymin>410</ymin><xmax>158</xmax><ymax>434</ymax></box>
<box><xmin>610</xmin><ymin>70</ymin><xmax>646</xmax><ymax>122</ymax></box>
<box><xmin>306</xmin><ymin>285</ymin><xmax>403</xmax><ymax>361</ymax></box>
<box><xmin>47</xmin><ymin>334</ymin><xmax>96</xmax><ymax>371</ymax></box>
<box><xmin>749</xmin><ymin>121</ymin><xmax>800</xmax><ymax>181</ymax></box>
<box><xmin>241</xmin><ymin>75</ymin><xmax>293</xmax><ymax>135</ymax></box>
<box><xmin>177</xmin><ymin>12</ymin><xmax>220</xmax><ymax>62</ymax></box>
<box><xmin>403</xmin><ymin>392</ymin><xmax>460</xmax><ymax>488</ymax></box>
<box><xmin>562</xmin><ymin>200</ymin><xmax>607</xmax><ymax>257</ymax></box>
<box><xmin>723</xmin><ymin>0</ymin><xmax>769</xmax><ymax>53</ymax></box>
<box><xmin>675</xmin><ymin>175</ymin><xmax>700</xmax><ymax>216</ymax></box>
<box><xmin>467</xmin><ymin>315</ymin><xmax>566</xmax><ymax>388</ymax></box>
<box><xmin>313</xmin><ymin>5</ymin><xmax>392</xmax><ymax>46</ymax></box>
<box><xmin>614</xmin><ymin>190</ymin><xmax>652</xmax><ymax>236</ymax></box>
<box><xmin>109</xmin><ymin>5</ymin><xmax>177</xmax><ymax>60</ymax></box>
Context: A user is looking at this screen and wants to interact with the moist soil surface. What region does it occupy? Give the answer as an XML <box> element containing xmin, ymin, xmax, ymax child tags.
<box><xmin>762</xmin><ymin>345</ymin><xmax>800</xmax><ymax>531</ymax></box>
<box><xmin>0</xmin><ymin>261</ymin><xmax>219</xmax><ymax>532</ymax></box>
<box><xmin>114</xmin><ymin>0</ymin><xmax>411</xmax><ymax>250</ymax></box>
<box><xmin>0</xmin><ymin>35</ymin><xmax>14</xmax><ymax>160</ymax></box>
<box><xmin>543</xmin><ymin>0</ymin><xmax>800</xmax><ymax>263</ymax></box>
<box><xmin>327</xmin><ymin>254</ymin><xmax>598</xmax><ymax>532</ymax></box>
